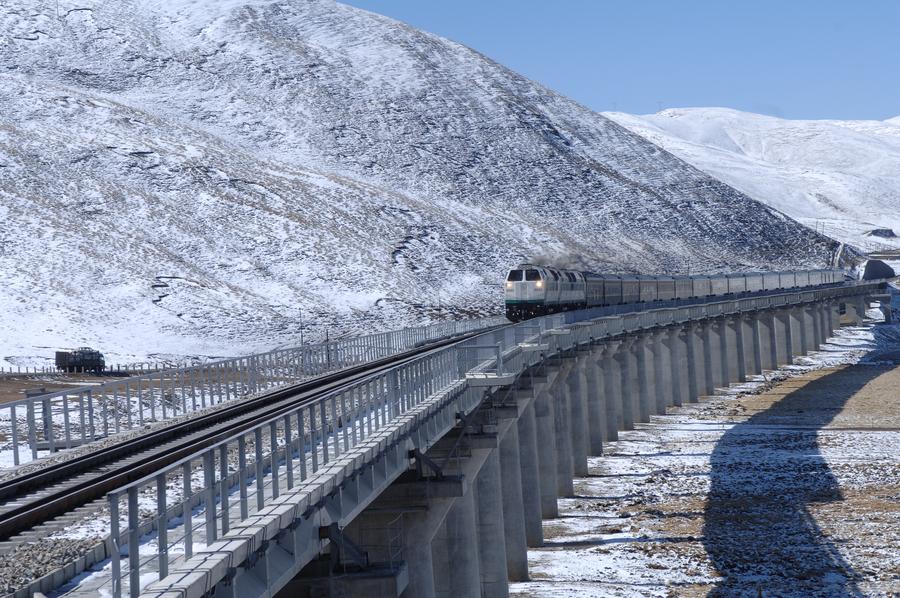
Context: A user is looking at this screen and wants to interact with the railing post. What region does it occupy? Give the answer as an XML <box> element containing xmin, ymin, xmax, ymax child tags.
<box><xmin>203</xmin><ymin>450</ymin><xmax>217</xmax><ymax>543</ymax></box>
<box><xmin>182</xmin><ymin>462</ymin><xmax>193</xmax><ymax>559</ymax></box>
<box><xmin>110</xmin><ymin>493</ymin><xmax>121</xmax><ymax>598</ymax></box>
<box><xmin>26</xmin><ymin>400</ymin><xmax>37</xmax><ymax>461</ymax></box>
<box><xmin>128</xmin><ymin>486</ymin><xmax>140</xmax><ymax>598</ymax></box>
<box><xmin>156</xmin><ymin>473</ymin><xmax>168</xmax><ymax>580</ymax></box>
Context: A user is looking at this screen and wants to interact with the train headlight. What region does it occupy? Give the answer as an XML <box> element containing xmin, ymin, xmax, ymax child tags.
<box><xmin>505</xmin><ymin>282</ymin><xmax>513</xmax><ymax>289</ymax></box>
<box><xmin>535</xmin><ymin>281</ymin><xmax>543</xmax><ymax>289</ymax></box>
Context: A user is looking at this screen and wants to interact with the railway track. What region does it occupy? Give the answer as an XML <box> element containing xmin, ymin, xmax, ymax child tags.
<box><xmin>0</xmin><ymin>327</ymin><xmax>500</xmax><ymax>551</ymax></box>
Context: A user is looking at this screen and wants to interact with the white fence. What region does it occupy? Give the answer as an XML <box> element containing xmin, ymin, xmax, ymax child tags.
<box><xmin>1</xmin><ymin>317</ymin><xmax>505</xmax><ymax>468</ymax></box>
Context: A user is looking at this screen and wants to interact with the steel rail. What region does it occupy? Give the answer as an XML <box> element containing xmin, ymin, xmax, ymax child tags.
<box><xmin>0</xmin><ymin>327</ymin><xmax>502</xmax><ymax>542</ymax></box>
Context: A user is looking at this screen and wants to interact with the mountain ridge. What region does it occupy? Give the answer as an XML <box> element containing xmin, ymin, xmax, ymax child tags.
<box><xmin>0</xmin><ymin>0</ymin><xmax>841</xmax><ymax>366</ymax></box>
<box><xmin>604</xmin><ymin>107</ymin><xmax>900</xmax><ymax>249</ymax></box>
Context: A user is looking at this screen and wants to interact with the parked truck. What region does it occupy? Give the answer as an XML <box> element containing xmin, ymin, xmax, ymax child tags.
<box><xmin>55</xmin><ymin>347</ymin><xmax>106</xmax><ymax>374</ymax></box>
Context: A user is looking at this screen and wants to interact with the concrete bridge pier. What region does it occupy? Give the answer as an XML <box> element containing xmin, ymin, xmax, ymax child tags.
<box><xmin>807</xmin><ymin>304</ymin><xmax>821</xmax><ymax>352</ymax></box>
<box><xmin>583</xmin><ymin>354</ymin><xmax>607</xmax><ymax>454</ymax></box>
<box><xmin>474</xmin><ymin>449</ymin><xmax>509</xmax><ymax>598</ymax></box>
<box><xmin>702</xmin><ymin>319</ymin><xmax>721</xmax><ymax>392</ymax></box>
<box><xmin>533</xmin><ymin>377</ymin><xmax>560</xmax><ymax>518</ymax></box>
<box><xmin>829</xmin><ymin>300</ymin><xmax>841</xmax><ymax>333</ymax></box>
<box><xmin>551</xmin><ymin>359</ymin><xmax>576</xmax><ymax>497</ymax></box>
<box><xmin>635</xmin><ymin>333</ymin><xmax>654</xmax><ymax>422</ymax></box>
<box><xmin>515</xmin><ymin>400</ymin><xmax>543</xmax><ymax>546</ymax></box>
<box><xmin>724</xmin><ymin>316</ymin><xmax>743</xmax><ymax>384</ymax></box>
<box><xmin>498</xmin><ymin>423</ymin><xmax>529</xmax><ymax>580</ymax></box>
<box><xmin>826</xmin><ymin>301</ymin><xmax>839</xmax><ymax>341</ymax></box>
<box><xmin>433</xmin><ymin>484</ymin><xmax>481</xmax><ymax>598</ymax></box>
<box><xmin>740</xmin><ymin>315</ymin><xmax>761</xmax><ymax>377</ymax></box>
<box><xmin>790</xmin><ymin>307</ymin><xmax>808</xmax><ymax>357</ymax></box>
<box><xmin>752</xmin><ymin>312</ymin><xmax>774</xmax><ymax>374</ymax></box>
<box><xmin>617</xmin><ymin>337</ymin><xmax>638</xmax><ymax>430</ymax></box>
<box><xmin>565</xmin><ymin>362</ymin><xmax>590</xmax><ymax>476</ymax></box>
<box><xmin>685</xmin><ymin>321</ymin><xmax>704</xmax><ymax>401</ymax></box>
<box><xmin>650</xmin><ymin>330</ymin><xmax>669</xmax><ymax>414</ymax></box>
<box><xmin>774</xmin><ymin>309</ymin><xmax>793</xmax><ymax>366</ymax></box>
<box><xmin>667</xmin><ymin>326</ymin><xmax>688</xmax><ymax>407</ymax></box>
<box><xmin>600</xmin><ymin>340</ymin><xmax>623</xmax><ymax>440</ymax></box>
<box><xmin>816</xmin><ymin>303</ymin><xmax>829</xmax><ymax>346</ymax></box>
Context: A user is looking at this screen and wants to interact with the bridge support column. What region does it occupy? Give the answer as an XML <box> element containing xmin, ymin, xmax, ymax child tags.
<box><xmin>815</xmin><ymin>303</ymin><xmax>828</xmax><ymax>346</ymax></box>
<box><xmin>703</xmin><ymin>319</ymin><xmax>722</xmax><ymax>392</ymax></box>
<box><xmin>533</xmin><ymin>383</ymin><xmax>559</xmax><ymax>518</ymax></box>
<box><xmin>667</xmin><ymin>326</ymin><xmax>687</xmax><ymax>407</ymax></box>
<box><xmin>499</xmin><ymin>423</ymin><xmax>529</xmax><ymax>579</ymax></box>
<box><xmin>433</xmin><ymin>486</ymin><xmax>480</xmax><ymax>598</ymax></box>
<box><xmin>566</xmin><ymin>363</ymin><xmax>590</xmax><ymax>476</ymax></box>
<box><xmin>804</xmin><ymin>305</ymin><xmax>819</xmax><ymax>353</ymax></box>
<box><xmin>651</xmin><ymin>330</ymin><xmax>670</xmax><ymax>414</ymax></box>
<box><xmin>774</xmin><ymin>309</ymin><xmax>792</xmax><ymax>366</ymax></box>
<box><xmin>601</xmin><ymin>340</ymin><xmax>622</xmax><ymax>440</ymax></box>
<box><xmin>583</xmin><ymin>353</ymin><xmax>607</xmax><ymax>454</ymax></box>
<box><xmin>516</xmin><ymin>400</ymin><xmax>543</xmax><ymax>545</ymax></box>
<box><xmin>856</xmin><ymin>297</ymin><xmax>869</xmax><ymax>324</ymax></box>
<box><xmin>822</xmin><ymin>301</ymin><xmax>836</xmax><ymax>342</ymax></box>
<box><xmin>761</xmin><ymin>310</ymin><xmax>784</xmax><ymax>370</ymax></box>
<box><xmin>552</xmin><ymin>360</ymin><xmax>575</xmax><ymax>496</ymax></box>
<box><xmin>740</xmin><ymin>315</ymin><xmax>759</xmax><ymax>377</ymax></box>
<box><xmin>636</xmin><ymin>333</ymin><xmax>654</xmax><ymax>422</ymax></box>
<box><xmin>475</xmin><ymin>449</ymin><xmax>509</xmax><ymax>598</ymax></box>
<box><xmin>725</xmin><ymin>316</ymin><xmax>743</xmax><ymax>384</ymax></box>
<box><xmin>754</xmin><ymin>312</ymin><xmax>768</xmax><ymax>372</ymax></box>
<box><xmin>685</xmin><ymin>321</ymin><xmax>704</xmax><ymax>401</ymax></box>
<box><xmin>617</xmin><ymin>338</ymin><xmax>638</xmax><ymax>430</ymax></box>
<box><xmin>828</xmin><ymin>301</ymin><xmax>840</xmax><ymax>334</ymax></box>
<box><xmin>791</xmin><ymin>307</ymin><xmax>808</xmax><ymax>357</ymax></box>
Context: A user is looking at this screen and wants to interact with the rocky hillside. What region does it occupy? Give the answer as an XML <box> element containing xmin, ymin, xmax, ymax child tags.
<box><xmin>0</xmin><ymin>0</ymin><xmax>841</xmax><ymax>366</ymax></box>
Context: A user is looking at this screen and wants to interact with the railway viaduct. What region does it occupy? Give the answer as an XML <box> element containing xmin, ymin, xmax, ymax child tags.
<box><xmin>97</xmin><ymin>280</ymin><xmax>882</xmax><ymax>598</ymax></box>
<box><xmin>4</xmin><ymin>280</ymin><xmax>888</xmax><ymax>598</ymax></box>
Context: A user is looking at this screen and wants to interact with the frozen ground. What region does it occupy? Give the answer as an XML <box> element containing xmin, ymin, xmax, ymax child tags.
<box><xmin>512</xmin><ymin>317</ymin><xmax>900</xmax><ymax>596</ymax></box>
<box><xmin>605</xmin><ymin>108</ymin><xmax>900</xmax><ymax>252</ymax></box>
<box><xmin>0</xmin><ymin>1</ymin><xmax>845</xmax><ymax>370</ymax></box>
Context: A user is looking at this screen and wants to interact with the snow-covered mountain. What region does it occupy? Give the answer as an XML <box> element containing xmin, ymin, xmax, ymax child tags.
<box><xmin>605</xmin><ymin>108</ymin><xmax>900</xmax><ymax>250</ymax></box>
<box><xmin>0</xmin><ymin>1</ymin><xmax>842</xmax><ymax>367</ymax></box>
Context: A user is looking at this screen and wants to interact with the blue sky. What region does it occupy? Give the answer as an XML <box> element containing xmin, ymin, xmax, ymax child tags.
<box><xmin>343</xmin><ymin>1</ymin><xmax>899</xmax><ymax>120</ymax></box>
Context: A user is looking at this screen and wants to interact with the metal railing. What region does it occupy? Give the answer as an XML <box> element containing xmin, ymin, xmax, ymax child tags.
<box><xmin>99</xmin><ymin>281</ymin><xmax>883</xmax><ymax>598</ymax></box>
<box><xmin>0</xmin><ymin>317</ymin><xmax>505</xmax><ymax>468</ymax></box>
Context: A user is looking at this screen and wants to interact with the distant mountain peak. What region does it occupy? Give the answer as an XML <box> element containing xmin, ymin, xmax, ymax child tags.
<box><xmin>605</xmin><ymin>108</ymin><xmax>900</xmax><ymax>250</ymax></box>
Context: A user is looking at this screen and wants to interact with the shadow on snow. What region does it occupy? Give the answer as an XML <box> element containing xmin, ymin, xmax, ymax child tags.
<box><xmin>701</xmin><ymin>365</ymin><xmax>886</xmax><ymax>596</ymax></box>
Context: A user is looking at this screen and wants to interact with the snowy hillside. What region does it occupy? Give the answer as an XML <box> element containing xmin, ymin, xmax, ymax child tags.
<box><xmin>0</xmin><ymin>1</ymin><xmax>841</xmax><ymax>367</ymax></box>
<box><xmin>605</xmin><ymin>108</ymin><xmax>900</xmax><ymax>250</ymax></box>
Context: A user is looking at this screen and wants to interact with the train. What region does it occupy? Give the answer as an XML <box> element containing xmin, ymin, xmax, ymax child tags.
<box><xmin>504</xmin><ymin>265</ymin><xmax>845</xmax><ymax>322</ymax></box>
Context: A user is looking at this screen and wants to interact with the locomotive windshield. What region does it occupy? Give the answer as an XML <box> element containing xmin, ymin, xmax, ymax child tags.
<box><xmin>507</xmin><ymin>270</ymin><xmax>524</xmax><ymax>281</ymax></box>
<box><xmin>525</xmin><ymin>269</ymin><xmax>542</xmax><ymax>281</ymax></box>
